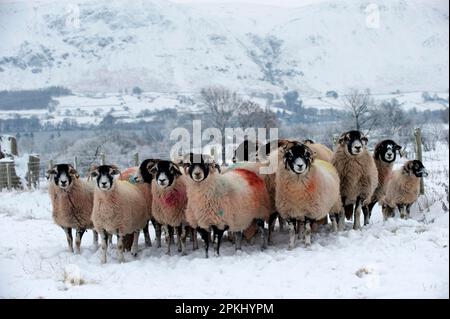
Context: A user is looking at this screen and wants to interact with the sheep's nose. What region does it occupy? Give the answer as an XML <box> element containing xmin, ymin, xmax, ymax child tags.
<box><xmin>101</xmin><ymin>182</ymin><xmax>108</xmax><ymax>186</ymax></box>
<box><xmin>355</xmin><ymin>146</ymin><xmax>362</xmax><ymax>151</ymax></box>
<box><xmin>194</xmin><ymin>172</ymin><xmax>202</xmax><ymax>177</ymax></box>
<box><xmin>61</xmin><ymin>181</ymin><xmax>67</xmax><ymax>186</ymax></box>
<box><xmin>159</xmin><ymin>178</ymin><xmax>167</xmax><ymax>183</ymax></box>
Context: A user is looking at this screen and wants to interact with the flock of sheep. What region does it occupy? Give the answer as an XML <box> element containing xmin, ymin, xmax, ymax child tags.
<box><xmin>47</xmin><ymin>130</ymin><xmax>428</xmax><ymax>263</ymax></box>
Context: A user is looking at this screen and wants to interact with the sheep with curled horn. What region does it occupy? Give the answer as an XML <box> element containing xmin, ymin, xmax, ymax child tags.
<box><xmin>331</xmin><ymin>130</ymin><xmax>378</xmax><ymax>230</ymax></box>
<box><xmin>275</xmin><ymin>141</ymin><xmax>341</xmax><ymax>248</ymax></box>
<box><xmin>47</xmin><ymin>164</ymin><xmax>98</xmax><ymax>254</ymax></box>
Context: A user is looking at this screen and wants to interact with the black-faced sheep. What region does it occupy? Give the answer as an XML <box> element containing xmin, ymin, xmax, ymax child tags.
<box><xmin>90</xmin><ymin>165</ymin><xmax>150</xmax><ymax>263</ymax></box>
<box><xmin>275</xmin><ymin>141</ymin><xmax>341</xmax><ymax>248</ymax></box>
<box><xmin>47</xmin><ymin>164</ymin><xmax>98</xmax><ymax>254</ymax></box>
<box><xmin>331</xmin><ymin>131</ymin><xmax>378</xmax><ymax>230</ymax></box>
<box><xmin>362</xmin><ymin>140</ymin><xmax>403</xmax><ymax>224</ymax></box>
<box><xmin>183</xmin><ymin>154</ymin><xmax>271</xmax><ymax>258</ymax></box>
<box><xmin>148</xmin><ymin>160</ymin><xmax>198</xmax><ymax>255</ymax></box>
<box><xmin>381</xmin><ymin>160</ymin><xmax>428</xmax><ymax>220</ymax></box>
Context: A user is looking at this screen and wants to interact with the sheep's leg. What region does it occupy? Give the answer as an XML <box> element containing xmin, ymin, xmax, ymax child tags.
<box><xmin>212</xmin><ymin>226</ymin><xmax>225</xmax><ymax>256</ymax></box>
<box><xmin>297</xmin><ymin>218</ymin><xmax>305</xmax><ymax>242</ymax></box>
<box><xmin>153</xmin><ymin>220</ymin><xmax>162</xmax><ymax>248</ymax></box>
<box><xmin>256</xmin><ymin>219</ymin><xmax>267</xmax><ymax>250</ymax></box>
<box><xmin>304</xmin><ymin>219</ymin><xmax>312</xmax><ymax>247</ymax></box>
<box><xmin>382</xmin><ymin>205</ymin><xmax>393</xmax><ymax>221</ymax></box>
<box><xmin>406</xmin><ymin>204</ymin><xmax>412</xmax><ymax>219</ymax></box>
<box><xmin>165</xmin><ymin>225</ymin><xmax>172</xmax><ymax>255</ymax></box>
<box><xmin>353</xmin><ymin>199</ymin><xmax>362</xmax><ymax>230</ymax></box>
<box><xmin>169</xmin><ymin>226</ymin><xmax>175</xmax><ymax>246</ymax></box>
<box><xmin>117</xmin><ymin>233</ymin><xmax>125</xmax><ymax>263</ymax></box>
<box><xmin>235</xmin><ymin>231</ymin><xmax>243</xmax><ymax>251</ymax></box>
<box><xmin>100</xmin><ymin>230</ymin><xmax>108</xmax><ymax>264</ymax></box>
<box><xmin>399</xmin><ymin>204</ymin><xmax>407</xmax><ymax>219</ymax></box>
<box><xmin>92</xmin><ymin>230</ymin><xmax>98</xmax><ymax>249</ymax></box>
<box><xmin>368</xmin><ymin>201</ymin><xmax>377</xmax><ymax>220</ymax></box>
<box><xmin>191</xmin><ymin>228</ymin><xmax>199</xmax><ymax>250</ymax></box>
<box><xmin>107</xmin><ymin>234</ymin><xmax>113</xmax><ymax>246</ymax></box>
<box><xmin>362</xmin><ymin>205</ymin><xmax>370</xmax><ymax>226</ymax></box>
<box><xmin>176</xmin><ymin>225</ymin><xmax>183</xmax><ymax>253</ymax></box>
<box><xmin>268</xmin><ymin>212</ymin><xmax>278</xmax><ymax>245</ymax></box>
<box><xmin>198</xmin><ymin>228</ymin><xmax>210</xmax><ymax>258</ymax></box>
<box><xmin>330</xmin><ymin>214</ymin><xmax>338</xmax><ymax>232</ymax></box>
<box><xmin>227</xmin><ymin>231</ymin><xmax>235</xmax><ymax>243</ymax></box>
<box><xmin>143</xmin><ymin>221</ymin><xmax>152</xmax><ymax>247</ymax></box>
<box><xmin>338</xmin><ymin>208</ymin><xmax>346</xmax><ymax>231</ymax></box>
<box><xmin>63</xmin><ymin>227</ymin><xmax>74</xmax><ymax>253</ymax></box>
<box><xmin>287</xmin><ymin>219</ymin><xmax>296</xmax><ymax>250</ymax></box>
<box><xmin>180</xmin><ymin>226</ymin><xmax>188</xmax><ymax>256</ymax></box>
<box><xmin>75</xmin><ymin>228</ymin><xmax>85</xmax><ymax>254</ymax></box>
<box><xmin>131</xmin><ymin>231</ymin><xmax>139</xmax><ymax>257</ymax></box>
<box><xmin>279</xmin><ymin>216</ymin><xmax>286</xmax><ymax>231</ymax></box>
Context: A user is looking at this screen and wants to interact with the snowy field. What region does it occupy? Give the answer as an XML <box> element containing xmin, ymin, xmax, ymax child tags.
<box><xmin>0</xmin><ymin>147</ymin><xmax>448</xmax><ymax>299</ymax></box>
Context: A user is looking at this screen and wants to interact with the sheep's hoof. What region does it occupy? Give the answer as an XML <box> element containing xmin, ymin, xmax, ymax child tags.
<box><xmin>131</xmin><ymin>252</ymin><xmax>138</xmax><ymax>257</ymax></box>
<box><xmin>181</xmin><ymin>251</ymin><xmax>188</xmax><ymax>256</ymax></box>
<box><xmin>287</xmin><ymin>245</ymin><xmax>294</xmax><ymax>251</ymax></box>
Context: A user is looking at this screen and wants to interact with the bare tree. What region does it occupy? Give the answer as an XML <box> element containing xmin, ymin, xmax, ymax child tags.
<box><xmin>200</xmin><ymin>86</ymin><xmax>243</xmax><ymax>132</ymax></box>
<box><xmin>342</xmin><ymin>89</ymin><xmax>376</xmax><ymax>131</ymax></box>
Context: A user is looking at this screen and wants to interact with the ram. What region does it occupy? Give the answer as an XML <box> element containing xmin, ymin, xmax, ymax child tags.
<box><xmin>47</xmin><ymin>164</ymin><xmax>98</xmax><ymax>254</ymax></box>
<box><xmin>91</xmin><ymin>165</ymin><xmax>149</xmax><ymax>263</ymax></box>
<box><xmin>331</xmin><ymin>131</ymin><xmax>378</xmax><ymax>230</ymax></box>
<box><xmin>381</xmin><ymin>160</ymin><xmax>428</xmax><ymax>219</ymax></box>
<box><xmin>275</xmin><ymin>141</ymin><xmax>341</xmax><ymax>248</ymax></box>
<box><xmin>183</xmin><ymin>154</ymin><xmax>271</xmax><ymax>258</ymax></box>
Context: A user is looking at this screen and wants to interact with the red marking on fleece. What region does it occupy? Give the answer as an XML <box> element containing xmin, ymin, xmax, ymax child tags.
<box><xmin>234</xmin><ymin>169</ymin><xmax>265</xmax><ymax>190</ymax></box>
<box><xmin>305</xmin><ymin>178</ymin><xmax>317</xmax><ymax>194</ymax></box>
<box><xmin>162</xmin><ymin>188</ymin><xmax>187</xmax><ymax>207</ymax></box>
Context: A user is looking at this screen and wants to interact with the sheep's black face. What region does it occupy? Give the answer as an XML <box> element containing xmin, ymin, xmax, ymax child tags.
<box><xmin>47</xmin><ymin>164</ymin><xmax>78</xmax><ymax>190</ymax></box>
<box><xmin>150</xmin><ymin>161</ymin><xmax>182</xmax><ymax>188</ymax></box>
<box><xmin>405</xmin><ymin>160</ymin><xmax>428</xmax><ymax>178</ymax></box>
<box><xmin>183</xmin><ymin>153</ymin><xmax>219</xmax><ymax>183</ymax></box>
<box><xmin>374</xmin><ymin>140</ymin><xmax>402</xmax><ymax>163</ymax></box>
<box><xmin>139</xmin><ymin>159</ymin><xmax>159</xmax><ymax>184</ymax></box>
<box><xmin>283</xmin><ymin>143</ymin><xmax>314</xmax><ymax>175</ymax></box>
<box><xmin>338</xmin><ymin>130</ymin><xmax>368</xmax><ymax>156</ymax></box>
<box><xmin>91</xmin><ymin>165</ymin><xmax>120</xmax><ymax>190</ymax></box>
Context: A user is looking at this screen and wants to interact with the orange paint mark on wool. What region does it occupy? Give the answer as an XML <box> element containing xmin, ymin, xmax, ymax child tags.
<box><xmin>119</xmin><ymin>167</ymin><xmax>138</xmax><ymax>181</ymax></box>
<box><xmin>234</xmin><ymin>169</ymin><xmax>265</xmax><ymax>190</ymax></box>
<box><xmin>305</xmin><ymin>178</ymin><xmax>317</xmax><ymax>194</ymax></box>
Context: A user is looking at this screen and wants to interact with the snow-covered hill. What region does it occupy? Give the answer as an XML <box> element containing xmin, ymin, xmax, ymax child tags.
<box><xmin>0</xmin><ymin>0</ymin><xmax>448</xmax><ymax>94</ymax></box>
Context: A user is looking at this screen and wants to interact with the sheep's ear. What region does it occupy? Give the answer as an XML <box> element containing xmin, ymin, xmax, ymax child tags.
<box><xmin>338</xmin><ymin>133</ymin><xmax>347</xmax><ymax>144</ymax></box>
<box><xmin>68</xmin><ymin>166</ymin><xmax>80</xmax><ymax>179</ymax></box>
<box><xmin>170</xmin><ymin>163</ymin><xmax>182</xmax><ymax>176</ymax></box>
<box><xmin>395</xmin><ymin>144</ymin><xmax>405</xmax><ymax>157</ymax></box>
<box><xmin>304</xmin><ymin>145</ymin><xmax>316</xmax><ymax>163</ymax></box>
<box><xmin>146</xmin><ymin>161</ymin><xmax>158</xmax><ymax>175</ymax></box>
<box><xmin>46</xmin><ymin>167</ymin><xmax>57</xmax><ymax>179</ymax></box>
<box><xmin>403</xmin><ymin>161</ymin><xmax>414</xmax><ymax>175</ymax></box>
<box><xmin>361</xmin><ymin>135</ymin><xmax>369</xmax><ymax>144</ymax></box>
<box><xmin>110</xmin><ymin>165</ymin><xmax>120</xmax><ymax>175</ymax></box>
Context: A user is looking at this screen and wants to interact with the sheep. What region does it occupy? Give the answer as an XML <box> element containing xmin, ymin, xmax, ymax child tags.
<box><xmin>275</xmin><ymin>141</ymin><xmax>341</xmax><ymax>248</ymax></box>
<box><xmin>331</xmin><ymin>130</ymin><xmax>378</xmax><ymax>230</ymax></box>
<box><xmin>117</xmin><ymin>159</ymin><xmax>161</xmax><ymax>249</ymax></box>
<box><xmin>381</xmin><ymin>160</ymin><xmax>428</xmax><ymax>220</ymax></box>
<box><xmin>362</xmin><ymin>140</ymin><xmax>403</xmax><ymax>225</ymax></box>
<box><xmin>47</xmin><ymin>164</ymin><xmax>98</xmax><ymax>254</ymax></box>
<box><xmin>302</xmin><ymin>139</ymin><xmax>334</xmax><ymax>163</ymax></box>
<box><xmin>147</xmin><ymin>160</ymin><xmax>198</xmax><ymax>255</ymax></box>
<box><xmin>90</xmin><ymin>164</ymin><xmax>150</xmax><ymax>263</ymax></box>
<box><xmin>183</xmin><ymin>153</ymin><xmax>271</xmax><ymax>258</ymax></box>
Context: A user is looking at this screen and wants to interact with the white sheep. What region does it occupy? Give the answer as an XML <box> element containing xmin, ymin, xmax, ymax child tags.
<box><xmin>331</xmin><ymin>130</ymin><xmax>378</xmax><ymax>230</ymax></box>
<box><xmin>183</xmin><ymin>154</ymin><xmax>271</xmax><ymax>257</ymax></box>
<box><xmin>47</xmin><ymin>164</ymin><xmax>98</xmax><ymax>254</ymax></box>
<box><xmin>381</xmin><ymin>160</ymin><xmax>428</xmax><ymax>219</ymax></box>
<box><xmin>275</xmin><ymin>141</ymin><xmax>341</xmax><ymax>248</ymax></box>
<box><xmin>90</xmin><ymin>164</ymin><xmax>150</xmax><ymax>263</ymax></box>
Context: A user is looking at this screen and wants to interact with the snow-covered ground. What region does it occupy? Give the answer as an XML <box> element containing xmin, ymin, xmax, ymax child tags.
<box><xmin>0</xmin><ymin>146</ymin><xmax>448</xmax><ymax>298</ymax></box>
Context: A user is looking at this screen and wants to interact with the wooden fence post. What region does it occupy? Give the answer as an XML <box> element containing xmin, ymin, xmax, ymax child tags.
<box><xmin>101</xmin><ymin>153</ymin><xmax>106</xmax><ymax>165</ymax></box>
<box><xmin>133</xmin><ymin>153</ymin><xmax>139</xmax><ymax>166</ymax></box>
<box><xmin>28</xmin><ymin>154</ymin><xmax>40</xmax><ymax>189</ymax></box>
<box><xmin>414</xmin><ymin>128</ymin><xmax>425</xmax><ymax>195</ymax></box>
<box><xmin>6</xmin><ymin>162</ymin><xmax>12</xmax><ymax>190</ymax></box>
<box><xmin>73</xmin><ymin>156</ymin><xmax>78</xmax><ymax>170</ymax></box>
